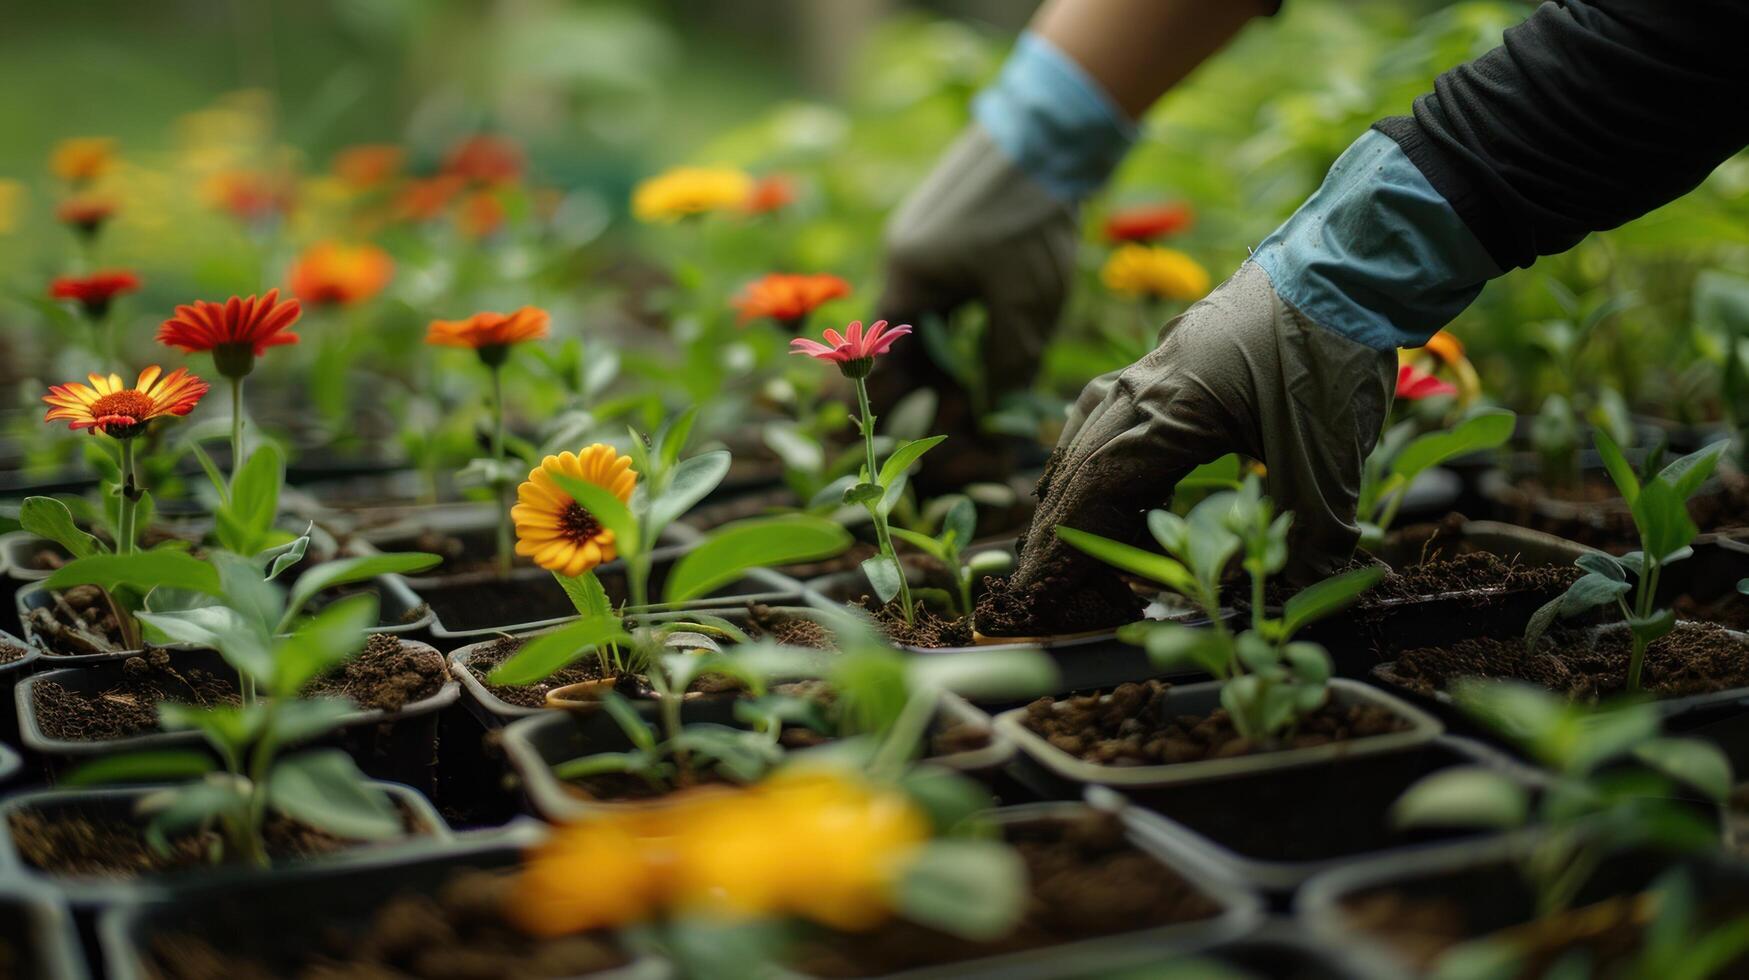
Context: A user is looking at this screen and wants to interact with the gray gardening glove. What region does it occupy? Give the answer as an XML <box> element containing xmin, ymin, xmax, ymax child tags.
<box><xmin>980</xmin><ymin>260</ymin><xmax>1397</xmax><ymax>637</ymax></box>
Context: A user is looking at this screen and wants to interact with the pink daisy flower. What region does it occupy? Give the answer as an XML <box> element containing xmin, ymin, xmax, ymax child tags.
<box><xmin>789</xmin><ymin>319</ymin><xmax>911</xmax><ymax>378</ymax></box>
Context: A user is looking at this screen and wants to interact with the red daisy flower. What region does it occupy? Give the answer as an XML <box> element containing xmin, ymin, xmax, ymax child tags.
<box><xmin>158</xmin><ymin>289</ymin><xmax>303</xmax><ymax>378</ymax></box>
<box><xmin>50</xmin><ymin>270</ymin><xmax>140</xmax><ymax>319</ymax></box>
<box><xmin>1104</xmin><ymin>202</ymin><xmax>1194</xmax><ymax>243</ymax></box>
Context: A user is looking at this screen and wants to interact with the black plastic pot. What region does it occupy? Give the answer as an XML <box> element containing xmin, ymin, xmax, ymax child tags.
<box><xmin>0</xmin><ymin>782</ymin><xmax>451</xmax><ymax>909</ymax></box>
<box><xmin>1083</xmin><ymin>736</ymin><xmax>1543</xmax><ymax>900</ymax></box>
<box><xmin>1478</xmin><ymin>450</ymin><xmax>1741</xmax><ymax>553</ymax></box>
<box><xmin>0</xmin><ymin>881</ymin><xmax>88</xmax><ymax>979</ymax></box>
<box><xmin>0</xmin><ymin>626</ymin><xmax>41</xmax><ymax>747</ymax></box>
<box><xmin>1148</xmin><ymin>924</ymin><xmax>1395</xmax><ymax>980</ymax></box>
<box><xmin>500</xmin><ymin>691</ymin><xmax>1013</xmax><ymax>823</ymax></box>
<box><xmin>15</xmin><ymin>642</ymin><xmax>459</xmax><ymax>794</ymax></box>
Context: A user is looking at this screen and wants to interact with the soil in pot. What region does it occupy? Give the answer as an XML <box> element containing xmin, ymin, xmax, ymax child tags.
<box><xmin>142</xmin><ymin>866</ymin><xmax>624</xmax><ymax>978</ymax></box>
<box><xmin>787</xmin><ymin>809</ymin><xmax>1221</xmax><ymax>977</ymax></box>
<box><xmin>745</xmin><ymin>603</ymin><xmax>836</xmax><ymax>650</ymax></box>
<box><xmin>7</xmin><ymin>797</ymin><xmax>431</xmax><ymax>880</ymax></box>
<box><xmin>1503</xmin><ymin>470</ymin><xmax>1749</xmax><ymax>553</ymax></box>
<box><xmin>1674</xmin><ymin>592</ymin><xmax>1749</xmax><ymax>632</ymax></box>
<box><xmin>25</xmin><ymin>584</ymin><xmax>129</xmax><ymax>656</ymax></box>
<box><xmin>1020</xmin><ymin>679</ymin><xmax>1409</xmax><ymax>765</ymax></box>
<box><xmin>864</xmin><ymin>596</ymin><xmax>972</xmax><ymax>648</ymax></box>
<box><xmin>32</xmin><ymin>636</ymin><xmax>446</xmax><ymax>743</ymax></box>
<box><xmin>1378</xmin><ymin>622</ymin><xmax>1749</xmax><ymax>703</ymax></box>
<box><xmin>0</xmin><ymin>640</ymin><xmax>27</xmax><ymax>666</ymax></box>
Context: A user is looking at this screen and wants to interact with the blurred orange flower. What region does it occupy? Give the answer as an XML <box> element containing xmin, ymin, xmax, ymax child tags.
<box><xmin>426</xmin><ymin>306</ymin><xmax>550</xmax><ymax>363</ymax></box>
<box><xmin>332</xmin><ymin>144</ymin><xmax>405</xmax><ymax>191</ymax></box>
<box><xmin>744</xmin><ymin>174</ymin><xmax>796</xmax><ymax>215</ymax></box>
<box><xmin>734</xmin><ymin>273</ymin><xmax>850</xmax><ymax>326</ymax></box>
<box><xmin>56</xmin><ymin>196</ymin><xmax>116</xmax><ymax>237</ymax></box>
<box><xmin>395</xmin><ymin>175</ymin><xmax>464</xmax><ymax>223</ymax></box>
<box><xmin>50</xmin><ymin>138</ymin><xmax>116</xmax><ymax>185</ymax></box>
<box><xmin>288</xmin><ymin>241</ymin><xmax>394</xmax><ymax>306</ymax></box>
<box><xmin>206</xmin><ymin>170</ymin><xmax>295</xmax><ymax>223</ymax></box>
<box><xmin>43</xmin><ymin>366</ymin><xmax>209</xmax><ymax>439</ymax></box>
<box><xmin>443</xmin><ymin>135</ymin><xmax>523</xmax><ymax>187</ymax></box>
<box><xmin>1104</xmin><ymin>202</ymin><xmax>1193</xmax><ymax>243</ymax></box>
<box><xmin>455</xmin><ymin>190</ymin><xmax>505</xmax><ymax>239</ymax></box>
<box><xmin>50</xmin><ymin>270</ymin><xmax>140</xmax><ymax>319</ymax></box>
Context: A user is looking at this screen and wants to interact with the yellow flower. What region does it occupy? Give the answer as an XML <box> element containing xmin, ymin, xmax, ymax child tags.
<box><xmin>632</xmin><ymin>166</ymin><xmax>753</xmax><ymax>223</ymax></box>
<box><xmin>0</xmin><ymin>179</ymin><xmax>24</xmax><ymax>235</ymax></box>
<box><xmin>1100</xmin><ymin>244</ymin><xmax>1210</xmax><ymax>302</ymax></box>
<box><xmin>513</xmin><ymin>445</ymin><xmax>638</xmax><ymax>577</ymax></box>
<box><xmin>506</xmin><ymin>814</ymin><xmax>659</xmax><ymax>937</ymax></box>
<box><xmin>50</xmin><ymin>137</ymin><xmax>117</xmax><ymax>185</ymax></box>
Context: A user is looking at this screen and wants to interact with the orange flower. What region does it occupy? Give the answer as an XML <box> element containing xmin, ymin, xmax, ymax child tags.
<box><xmin>1420</xmin><ymin>329</ymin><xmax>1465</xmax><ymax>366</ymax></box>
<box><xmin>734</xmin><ymin>273</ymin><xmax>850</xmax><ymax>326</ymax></box>
<box><xmin>50</xmin><ymin>270</ymin><xmax>140</xmax><ymax>319</ymax></box>
<box><xmin>50</xmin><ymin>138</ymin><xmax>116</xmax><ymax>185</ymax></box>
<box><xmin>394</xmin><ymin>175</ymin><xmax>464</xmax><ymax>223</ymax></box>
<box><xmin>332</xmin><ymin>144</ymin><xmax>405</xmax><ymax>190</ymax></box>
<box><xmin>443</xmin><ymin>134</ymin><xmax>523</xmax><ymax>187</ymax></box>
<box><xmin>206</xmin><ymin>170</ymin><xmax>294</xmax><ymax>223</ymax></box>
<box><xmin>158</xmin><ymin>289</ymin><xmax>303</xmax><ymax>378</ymax></box>
<box><xmin>512</xmin><ymin>445</ymin><xmax>638</xmax><ymax>577</ymax></box>
<box><xmin>425</xmin><ymin>307</ymin><xmax>549</xmax><ymax>364</ymax></box>
<box><xmin>455</xmin><ymin>190</ymin><xmax>505</xmax><ymax>239</ymax></box>
<box><xmin>744</xmin><ymin>174</ymin><xmax>796</xmax><ymax>215</ymax></box>
<box><xmin>288</xmin><ymin>241</ymin><xmax>394</xmax><ymax>306</ymax></box>
<box><xmin>1104</xmin><ymin>202</ymin><xmax>1194</xmax><ymax>243</ymax></box>
<box><xmin>56</xmin><ymin>196</ymin><xmax>116</xmax><ymax>236</ymax></box>
<box><xmin>43</xmin><ymin>366</ymin><xmax>209</xmax><ymax>439</ymax></box>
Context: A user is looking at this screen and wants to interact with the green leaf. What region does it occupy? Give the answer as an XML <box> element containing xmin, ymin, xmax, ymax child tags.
<box><xmin>549</xmin><ymin>471</ymin><xmax>641</xmax><ymax>561</ymax></box>
<box><xmin>139</xmin><ymin>606</ymin><xmax>274</xmax><ymax>681</ymax></box>
<box><xmin>1391</xmin><ymin>766</ymin><xmax>1530</xmax><ymax>829</ymax></box>
<box><xmin>908</xmin><ymin>648</ymin><xmax>1058</xmax><ymax>700</ymax></box>
<box><xmin>275</xmin><ymin>594</ymin><xmax>378</xmax><ymax>697</ymax></box>
<box><xmin>1633</xmin><ymin>479</ymin><xmax>1699</xmax><ymax>567</ymax></box>
<box><xmin>1280</xmin><ymin>566</ymin><xmax>1384</xmax><ymax>638</ymax></box>
<box><xmin>663</xmin><ymin>515</ymin><xmax>851</xmax><ymax>604</ymax></box>
<box><xmin>843</xmin><ymin>481</ymin><xmax>885</xmax><ymax>507</ymax></box>
<box><xmin>1593</xmin><ymin>427</ymin><xmax>1641</xmax><ymax>505</ymax></box>
<box><xmin>1283</xmin><ymin>642</ymin><xmax>1331</xmax><ymax>685</ymax></box>
<box><xmin>942</xmin><ymin>496</ymin><xmax>976</xmax><ymax>550</ymax></box>
<box><xmin>1626</xmin><ymin>608</ymin><xmax>1677</xmax><ymax>649</ymax></box>
<box><xmin>1524</xmin><ymin>595</ymin><xmax>1564</xmax><ymax>652</ymax></box>
<box><xmin>216</xmin><ymin>443</ymin><xmax>283</xmax><ymax>555</ymax></box>
<box><xmin>888</xmin><ymin>527</ymin><xmax>949</xmax><ymax>561</ymax></box>
<box><xmin>142</xmin><ymin>781</ymin><xmax>246</xmax><ymax>855</ymax></box>
<box><xmin>264</xmin><ymin>698</ymin><xmax>358</xmax><ymax>745</ymax></box>
<box><xmin>655</xmin><ymin>406</ymin><xmax>699</xmax><ymax>469</ymax></box>
<box><xmin>1633</xmin><ymin>737</ymin><xmax>1732</xmax><ymax>800</ymax></box>
<box><xmin>284</xmin><ymin>553</ymin><xmax>440</xmax><ymax>626</ymax></box>
<box><xmin>601</xmin><ymin>691</ymin><xmax>658</xmax><ymax>753</ymax></box>
<box><xmin>1139</xmin><ymin>623</ymin><xmax>1231</xmax><ymax>676</ymax></box>
<box><xmin>259</xmin><ymin>532</ymin><xmax>310</xmax><ymax>582</ymax></box>
<box><xmin>19</xmin><ymin>497</ymin><xmax>102</xmax><ymax>558</ymax></box>
<box><xmin>1390</xmin><ymin>410</ymin><xmax>1515</xmax><ymax>484</ymax></box>
<box><xmin>882</xmin><ymin>389</ymin><xmax>938</xmax><ymax>441</ymax></box>
<box><xmin>1236</xmin><ymin>632</ymin><xmax>1278</xmax><ymax>673</ymax></box>
<box><xmin>895</xmin><ymin>839</ymin><xmax>1028</xmax><ymax>941</ymax></box>
<box><xmin>63</xmin><ymin>750</ymin><xmax>216</xmax><ymax>786</ymax></box>
<box><xmin>647</xmin><ymin>450</ymin><xmax>730</xmax><ymax>532</ymax></box>
<box><xmin>552</xmin><ymin>751</ymin><xmax>658</xmax><ymax>781</ymax></box>
<box><xmin>1054</xmin><ymin>526</ymin><xmax>1194</xmax><ymax>596</ymax></box>
<box><xmin>861</xmin><ymin>555</ymin><xmax>902</xmax><ymax>604</ymax></box>
<box><xmin>159</xmin><ymin>703</ymin><xmax>265</xmax><ymax>754</ymax></box>
<box><xmin>1575</xmin><ymin>553</ymin><xmax>1625</xmax><ymax>581</ymax></box>
<box><xmin>1560</xmin><ymin>572</ymin><xmax>1632</xmax><ymax>614</ymax></box>
<box><xmin>878</xmin><ymin>436</ymin><xmax>947</xmax><ymax>489</ymax></box>
<box><xmin>214</xmin><ymin>550</ymin><xmax>286</xmax><ymax>637</ymax></box>
<box><xmin>1656</xmin><ymin>439</ymin><xmax>1729</xmax><ymax>502</ymax></box>
<box><xmin>187</xmin><ymin>442</ymin><xmax>229</xmax><ymax>503</ymax></box>
<box><xmin>45</xmin><ymin>551</ymin><xmax>223</xmax><ymax>597</ymax></box>
<box><xmin>763</xmin><ymin>422</ymin><xmax>825</xmax><ymax>473</ymax></box>
<box><xmin>267</xmin><ymin>749</ymin><xmax>403</xmax><ymax>841</ymax></box>
<box><xmin>487</xmin><ymin>615</ymin><xmax>634</xmax><ymax>686</ymax></box>
<box><xmin>556</xmin><ymin>569</ymin><xmax>614</xmax><ymax>620</ymax></box>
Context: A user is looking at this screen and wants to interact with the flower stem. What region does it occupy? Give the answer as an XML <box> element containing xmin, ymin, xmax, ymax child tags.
<box><xmin>117</xmin><ymin>438</ymin><xmax>139</xmax><ymax>555</ymax></box>
<box><xmin>854</xmin><ymin>377</ymin><xmax>915</xmax><ymax>625</ymax></box>
<box><xmin>491</xmin><ymin>364</ymin><xmax>511</xmax><ymax>579</ymax></box>
<box><xmin>230</xmin><ymin>377</ymin><xmax>245</xmax><ymax>486</ymax></box>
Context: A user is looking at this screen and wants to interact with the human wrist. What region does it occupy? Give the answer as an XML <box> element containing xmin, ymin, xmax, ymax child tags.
<box><xmin>972</xmin><ymin>32</ymin><xmax>1137</xmax><ymax>202</ymax></box>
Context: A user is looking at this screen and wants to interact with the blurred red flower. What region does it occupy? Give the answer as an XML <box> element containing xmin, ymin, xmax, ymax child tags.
<box><xmin>1104</xmin><ymin>202</ymin><xmax>1194</xmax><ymax>243</ymax></box>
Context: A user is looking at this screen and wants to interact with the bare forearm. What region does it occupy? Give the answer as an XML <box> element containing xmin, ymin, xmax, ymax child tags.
<box><xmin>1032</xmin><ymin>0</ymin><xmax>1274</xmax><ymax>118</ymax></box>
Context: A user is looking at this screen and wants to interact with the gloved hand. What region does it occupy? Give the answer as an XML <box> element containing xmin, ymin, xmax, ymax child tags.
<box><xmin>982</xmin><ymin>130</ymin><xmax>1501</xmax><ymax>638</ymax></box>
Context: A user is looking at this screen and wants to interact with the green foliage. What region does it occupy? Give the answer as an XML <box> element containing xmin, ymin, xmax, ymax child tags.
<box><xmin>19</xmin><ymin>496</ymin><xmax>103</xmax><ymax>558</ymax></box>
<box><xmin>664</xmin><ymin>514</ymin><xmax>851</xmax><ymax>604</ymax></box>
<box><xmin>1358</xmin><ymin>409</ymin><xmax>1514</xmax><ymax>545</ymax></box>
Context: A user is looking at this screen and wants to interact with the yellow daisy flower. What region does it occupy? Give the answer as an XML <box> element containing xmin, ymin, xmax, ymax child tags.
<box><xmin>513</xmin><ymin>445</ymin><xmax>638</xmax><ymax>576</ymax></box>
<box><xmin>632</xmin><ymin>166</ymin><xmax>753</xmax><ymax>223</ymax></box>
<box><xmin>1100</xmin><ymin>244</ymin><xmax>1211</xmax><ymax>303</ymax></box>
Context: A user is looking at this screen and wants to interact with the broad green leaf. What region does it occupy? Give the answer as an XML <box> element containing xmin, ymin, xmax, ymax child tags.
<box><xmin>889</xmin><ymin>527</ymin><xmax>950</xmax><ymax>561</ymax></box>
<box><xmin>908</xmin><ymin>648</ymin><xmax>1058</xmax><ymax>700</ymax></box>
<box><xmin>843</xmin><ymin>481</ymin><xmax>885</xmax><ymax>508</ymax></box>
<box><xmin>763</xmin><ymin>422</ymin><xmax>825</xmax><ymax>473</ymax></box>
<box><xmin>19</xmin><ymin>496</ymin><xmax>101</xmax><ymax>558</ymax></box>
<box><xmin>895</xmin><ymin>839</ymin><xmax>1028</xmax><ymax>940</ymax></box>
<box><xmin>1633</xmin><ymin>737</ymin><xmax>1732</xmax><ymax>800</ymax></box>
<box><xmin>557</xmin><ymin>569</ymin><xmax>615</xmax><ymax>621</ymax></box>
<box><xmin>275</xmin><ymin>595</ymin><xmax>378</xmax><ymax>697</ymax></box>
<box><xmin>1632</xmin><ymin>479</ymin><xmax>1698</xmax><ymax>566</ymax></box>
<box><xmin>46</xmin><ymin>551</ymin><xmax>223</xmax><ymax>597</ymax></box>
<box><xmin>216</xmin><ymin>443</ymin><xmax>283</xmax><ymax>555</ymax></box>
<box><xmin>159</xmin><ymin>703</ymin><xmax>266</xmax><ymax>753</ymax></box>
<box><xmin>549</xmin><ymin>471</ymin><xmax>641</xmax><ymax>561</ymax></box>
<box><xmin>265</xmin><ymin>698</ymin><xmax>358</xmax><ymax>746</ymax></box>
<box><xmin>267</xmin><ymin>749</ymin><xmax>403</xmax><ymax>840</ymax></box>
<box><xmin>1593</xmin><ymin>427</ymin><xmax>1641</xmax><ymax>505</ymax></box>
<box><xmin>214</xmin><ymin>551</ymin><xmax>286</xmax><ymax>637</ymax></box>
<box><xmin>1139</xmin><ymin>623</ymin><xmax>1231</xmax><ymax>676</ymax></box>
<box><xmin>488</xmin><ymin>615</ymin><xmax>634</xmax><ymax>686</ymax></box>
<box><xmin>63</xmin><ymin>750</ymin><xmax>216</xmax><ymax>786</ymax></box>
<box><xmin>942</xmin><ymin>496</ymin><xmax>976</xmax><ymax>550</ymax></box>
<box><xmin>143</xmin><ymin>781</ymin><xmax>245</xmax><ymax>854</ymax></box>
<box><xmin>1283</xmin><ymin>642</ymin><xmax>1331</xmax><ymax>684</ymax></box>
<box><xmin>1560</xmin><ymin>572</ymin><xmax>1632</xmax><ymax>614</ymax></box>
<box><xmin>1391</xmin><ymin>766</ymin><xmax>1529</xmax><ymax>829</ymax></box>
<box><xmin>861</xmin><ymin>555</ymin><xmax>902</xmax><ymax>604</ymax></box>
<box><xmin>1574</xmin><ymin>553</ymin><xmax>1625</xmax><ymax>581</ymax></box>
<box><xmin>1390</xmin><ymin>410</ymin><xmax>1514</xmax><ymax>483</ymax></box>
<box><xmin>656</xmin><ymin>406</ymin><xmax>699</xmax><ymax>469</ymax></box>
<box><xmin>878</xmin><ymin>436</ymin><xmax>947</xmax><ymax>489</ymax></box>
<box><xmin>1280</xmin><ymin>566</ymin><xmax>1385</xmax><ymax>638</ymax></box>
<box><xmin>647</xmin><ymin>450</ymin><xmax>731</xmax><ymax>532</ymax></box>
<box><xmin>139</xmin><ymin>606</ymin><xmax>274</xmax><ymax>681</ymax></box>
<box><xmin>1627</xmin><ymin>608</ymin><xmax>1677</xmax><ymax>649</ymax></box>
<box><xmin>1054</xmin><ymin>526</ymin><xmax>1195</xmax><ymax>596</ymax></box>
<box><xmin>1236</xmin><ymin>632</ymin><xmax>1277</xmax><ymax>672</ymax></box>
<box><xmin>883</xmin><ymin>389</ymin><xmax>938</xmax><ymax>441</ymax></box>
<box><xmin>284</xmin><ymin>553</ymin><xmax>440</xmax><ymax>626</ymax></box>
<box><xmin>663</xmin><ymin>515</ymin><xmax>851</xmax><ymax>603</ymax></box>
<box><xmin>1657</xmin><ymin>439</ymin><xmax>1729</xmax><ymax>502</ymax></box>
<box><xmin>896</xmin><ymin>764</ymin><xmax>996</xmax><ymax>834</ymax></box>
<box><xmin>1524</xmin><ymin>595</ymin><xmax>1564</xmax><ymax>652</ymax></box>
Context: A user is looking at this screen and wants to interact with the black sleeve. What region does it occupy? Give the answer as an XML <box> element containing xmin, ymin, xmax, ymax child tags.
<box><xmin>1374</xmin><ymin>0</ymin><xmax>1749</xmax><ymax>272</ymax></box>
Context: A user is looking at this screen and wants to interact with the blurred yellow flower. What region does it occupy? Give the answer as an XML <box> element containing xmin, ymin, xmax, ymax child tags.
<box><xmin>1100</xmin><ymin>244</ymin><xmax>1210</xmax><ymax>303</ymax></box>
<box><xmin>632</xmin><ymin>166</ymin><xmax>753</xmax><ymax>223</ymax></box>
<box><xmin>0</xmin><ymin>180</ymin><xmax>24</xmax><ymax>235</ymax></box>
<box><xmin>50</xmin><ymin>138</ymin><xmax>116</xmax><ymax>185</ymax></box>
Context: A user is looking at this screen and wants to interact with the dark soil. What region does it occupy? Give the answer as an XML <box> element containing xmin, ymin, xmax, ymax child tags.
<box><xmin>144</xmin><ymin>868</ymin><xmax>629</xmax><ymax>979</ymax></box>
<box><xmin>32</xmin><ymin>640</ymin><xmax>446</xmax><ymax>743</ymax></box>
<box><xmin>746</xmin><ymin>603</ymin><xmax>836</xmax><ymax>649</ymax></box>
<box><xmin>1365</xmin><ymin>552</ymin><xmax>1579</xmax><ymax>604</ymax></box>
<box><xmin>1503</xmin><ymin>470</ymin><xmax>1749</xmax><ymax>553</ymax></box>
<box><xmin>1379</xmin><ymin>622</ymin><xmax>1749</xmax><ymax>702</ymax></box>
<box><xmin>0</xmin><ymin>642</ymin><xmax>28</xmax><ymax>665</ymax></box>
<box><xmin>25</xmin><ymin>585</ymin><xmax>129</xmax><ymax>655</ymax></box>
<box><xmin>866</xmin><ymin>597</ymin><xmax>972</xmax><ymax>648</ymax></box>
<box><xmin>464</xmin><ymin>635</ymin><xmax>615</xmax><ymax>710</ymax></box>
<box><xmin>1674</xmin><ymin>592</ymin><xmax>1749</xmax><ymax>632</ymax></box>
<box><xmin>7</xmin><ymin>798</ymin><xmax>429</xmax><ymax>881</ymax></box>
<box><xmin>789</xmin><ymin>810</ymin><xmax>1221</xmax><ymax>976</ymax></box>
<box><xmin>1020</xmin><ymin>679</ymin><xmax>1409</xmax><ymax>765</ymax></box>
<box><xmin>975</xmin><ymin>571</ymin><xmax>1144</xmax><ymax>640</ymax></box>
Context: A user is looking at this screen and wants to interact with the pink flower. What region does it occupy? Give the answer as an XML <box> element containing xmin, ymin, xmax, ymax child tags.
<box><xmin>1396</xmin><ymin>363</ymin><xmax>1457</xmax><ymax>400</ymax></box>
<box><xmin>789</xmin><ymin>319</ymin><xmax>911</xmax><ymax>378</ymax></box>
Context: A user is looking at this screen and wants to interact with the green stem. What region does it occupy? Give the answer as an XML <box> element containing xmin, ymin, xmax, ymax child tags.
<box><xmin>230</xmin><ymin>377</ymin><xmax>245</xmax><ymax>486</ymax></box>
<box><xmin>491</xmin><ymin>365</ymin><xmax>511</xmax><ymax>579</ymax></box>
<box><xmin>854</xmin><ymin>378</ymin><xmax>915</xmax><ymax>625</ymax></box>
<box><xmin>1627</xmin><ymin>560</ymin><xmax>1663</xmax><ymax>691</ymax></box>
<box><xmin>871</xmin><ymin>691</ymin><xmax>936</xmax><ymax>779</ymax></box>
<box><xmin>117</xmin><ymin>439</ymin><xmax>139</xmax><ymax>555</ymax></box>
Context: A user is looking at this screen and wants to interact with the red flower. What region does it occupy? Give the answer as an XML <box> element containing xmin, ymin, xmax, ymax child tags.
<box><xmin>790</xmin><ymin>319</ymin><xmax>911</xmax><ymax>378</ymax></box>
<box><xmin>50</xmin><ymin>270</ymin><xmax>140</xmax><ymax>318</ymax></box>
<box><xmin>1395</xmin><ymin>363</ymin><xmax>1458</xmax><ymax>401</ymax></box>
<box><xmin>56</xmin><ymin>196</ymin><xmax>116</xmax><ymax>236</ymax></box>
<box><xmin>158</xmin><ymin>289</ymin><xmax>303</xmax><ymax>378</ymax></box>
<box><xmin>1104</xmin><ymin>202</ymin><xmax>1194</xmax><ymax>243</ymax></box>
<box><xmin>43</xmin><ymin>366</ymin><xmax>209</xmax><ymax>439</ymax></box>
<box><xmin>395</xmin><ymin>175</ymin><xmax>464</xmax><ymax>223</ymax></box>
<box><xmin>744</xmin><ymin>175</ymin><xmax>796</xmax><ymax>215</ymax></box>
<box><xmin>443</xmin><ymin>135</ymin><xmax>523</xmax><ymax>187</ymax></box>
<box><xmin>734</xmin><ymin>273</ymin><xmax>850</xmax><ymax>326</ymax></box>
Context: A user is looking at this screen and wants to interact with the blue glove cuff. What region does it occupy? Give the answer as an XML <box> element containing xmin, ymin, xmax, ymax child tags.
<box><xmin>1253</xmin><ymin>130</ymin><xmax>1501</xmax><ymax>350</ymax></box>
<box><xmin>972</xmin><ymin>32</ymin><xmax>1137</xmax><ymax>202</ymax></box>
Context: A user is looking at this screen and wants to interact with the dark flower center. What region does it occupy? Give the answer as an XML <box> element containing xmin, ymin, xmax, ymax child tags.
<box><xmin>88</xmin><ymin>391</ymin><xmax>154</xmax><ymax>438</ymax></box>
<box><xmin>560</xmin><ymin>501</ymin><xmax>603</xmax><ymax>543</ymax></box>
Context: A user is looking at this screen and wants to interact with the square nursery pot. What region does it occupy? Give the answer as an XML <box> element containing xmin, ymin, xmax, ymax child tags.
<box><xmin>15</xmin><ymin>642</ymin><xmax>459</xmax><ymax>795</ymax></box>
<box><xmin>1296</xmin><ymin>836</ymin><xmax>1747</xmax><ymax>978</ymax></box>
<box><xmin>993</xmin><ymin>678</ymin><xmax>1442</xmax><ymax>797</ymax></box>
<box><xmin>0</xmin><ymin>782</ymin><xmax>451</xmax><ymax>909</ymax></box>
<box><xmin>501</xmin><ymin>691</ymin><xmax>1013</xmax><ymax>823</ymax></box>
<box><xmin>16</xmin><ymin>573</ymin><xmax>432</xmax><ymax>667</ymax></box>
<box><xmin>1657</xmin><ymin>531</ymin><xmax>1749</xmax><ymax>631</ymax></box>
<box><xmin>0</xmin><ymin>880</ymin><xmax>88</xmax><ymax>979</ymax></box>
<box><xmin>95</xmin><ymin>826</ymin><xmax>663</xmax><ymax>980</ymax></box>
<box><xmin>779</xmin><ymin>798</ymin><xmax>1262</xmax><ymax>979</ymax></box>
<box><xmin>1091</xmin><ymin>736</ymin><xmax>1544</xmax><ymax>898</ymax></box>
<box><xmin>0</xmin><ymin>627</ymin><xmax>41</xmax><ymax>746</ymax></box>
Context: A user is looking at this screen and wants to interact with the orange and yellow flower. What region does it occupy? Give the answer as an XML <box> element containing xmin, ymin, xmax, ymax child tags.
<box><xmin>43</xmin><ymin>366</ymin><xmax>209</xmax><ymax>439</ymax></box>
<box><xmin>632</xmin><ymin>166</ymin><xmax>753</xmax><ymax>223</ymax></box>
<box><xmin>331</xmin><ymin>144</ymin><xmax>405</xmax><ymax>191</ymax></box>
<box><xmin>288</xmin><ymin>241</ymin><xmax>394</xmax><ymax>306</ymax></box>
<box><xmin>734</xmin><ymin>273</ymin><xmax>851</xmax><ymax>326</ymax></box>
<box><xmin>50</xmin><ymin>138</ymin><xmax>116</xmax><ymax>185</ymax></box>
<box><xmin>158</xmin><ymin>290</ymin><xmax>303</xmax><ymax>377</ymax></box>
<box><xmin>512</xmin><ymin>445</ymin><xmax>637</xmax><ymax>577</ymax></box>
<box><xmin>425</xmin><ymin>306</ymin><xmax>550</xmax><ymax>364</ymax></box>
<box><xmin>1099</xmin><ymin>244</ymin><xmax>1210</xmax><ymax>303</ymax></box>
